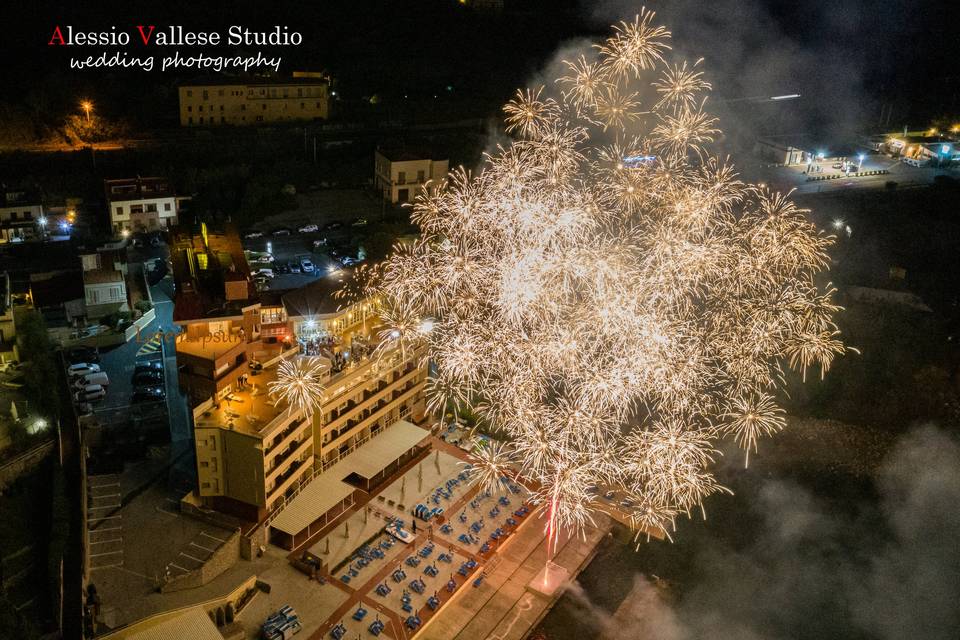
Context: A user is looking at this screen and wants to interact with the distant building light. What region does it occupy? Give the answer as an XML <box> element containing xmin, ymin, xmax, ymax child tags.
<box><xmin>622</xmin><ymin>155</ymin><xmax>657</xmax><ymax>168</ymax></box>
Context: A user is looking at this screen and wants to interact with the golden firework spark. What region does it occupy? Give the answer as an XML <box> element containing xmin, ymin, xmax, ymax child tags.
<box><xmin>365</xmin><ymin>9</ymin><xmax>847</xmax><ymax>544</ymax></box>
<box><xmin>268</xmin><ymin>356</ymin><xmax>327</xmax><ymax>416</ymax></box>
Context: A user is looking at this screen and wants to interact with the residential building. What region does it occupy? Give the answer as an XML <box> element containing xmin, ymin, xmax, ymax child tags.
<box><xmin>105</xmin><ymin>177</ymin><xmax>178</xmax><ymax>235</ymax></box>
<box><xmin>192</xmin><ymin>362</ymin><xmax>316</xmax><ymax>522</ymax></box>
<box><xmin>171</xmin><ymin>223</ymin><xmax>262</xmax><ymax>406</ymax></box>
<box><xmin>177</xmin><ymin>73</ymin><xmax>330</xmax><ymax>127</ymax></box>
<box><xmin>80</xmin><ymin>249</ymin><xmax>129</xmax><ymax>320</ymax></box>
<box><xmin>28</xmin><ymin>270</ymin><xmax>85</xmax><ymax>325</ymax></box>
<box><xmin>374</xmin><ymin>146</ymin><xmax>449</xmax><ymax>203</ymax></box>
<box><xmin>0</xmin><ymin>188</ymin><xmax>44</xmax><ymax>243</ymax></box>
<box><xmin>181</xmin><ymin>256</ymin><xmax>428</xmax><ymax>527</ymax></box>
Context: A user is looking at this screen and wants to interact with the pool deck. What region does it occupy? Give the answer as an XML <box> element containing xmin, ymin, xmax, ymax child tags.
<box><xmin>301</xmin><ymin>432</ymin><xmax>613</xmax><ymax>640</ymax></box>
<box><xmin>415</xmin><ymin>508</ymin><xmax>612</xmax><ymax>640</ymax></box>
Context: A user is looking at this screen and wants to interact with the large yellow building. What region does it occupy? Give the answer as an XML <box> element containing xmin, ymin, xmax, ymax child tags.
<box><xmin>189</xmin><ymin>311</ymin><xmax>427</xmax><ymax>523</ymax></box>
<box><xmin>175</xmin><ymin>235</ymin><xmax>429</xmax><ymax>523</ymax></box>
<box><xmin>192</xmin><ymin>365</ymin><xmax>315</xmax><ymax>521</ymax></box>
<box><xmin>178</xmin><ymin>73</ymin><xmax>329</xmax><ymax>127</ymax></box>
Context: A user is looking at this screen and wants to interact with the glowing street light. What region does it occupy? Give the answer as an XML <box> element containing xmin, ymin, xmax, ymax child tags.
<box><xmin>80</xmin><ymin>100</ymin><xmax>93</xmax><ymax>123</ymax></box>
<box><xmin>121</xmin><ymin>229</ymin><xmax>130</xmax><ymax>239</ymax></box>
<box><xmin>857</xmin><ymin>153</ymin><xmax>865</xmax><ymax>171</ymax></box>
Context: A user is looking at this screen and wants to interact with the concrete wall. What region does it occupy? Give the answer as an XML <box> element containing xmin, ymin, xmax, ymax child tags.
<box><xmin>0</xmin><ymin>439</ymin><xmax>55</xmax><ymax>491</ymax></box>
<box><xmin>159</xmin><ymin>528</ymin><xmax>241</xmax><ymax>594</ymax></box>
<box><xmin>99</xmin><ymin>574</ymin><xmax>260</xmax><ymax>639</ymax></box>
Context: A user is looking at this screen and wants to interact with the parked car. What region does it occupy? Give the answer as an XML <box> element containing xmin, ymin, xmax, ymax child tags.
<box><xmin>133</xmin><ymin>386</ymin><xmax>166</xmax><ymax>402</ymax></box>
<box><xmin>340</xmin><ymin>256</ymin><xmax>357</xmax><ymax>266</ymax></box>
<box><xmin>67</xmin><ymin>346</ymin><xmax>100</xmax><ymax>364</ymax></box>
<box><xmin>75</xmin><ymin>384</ymin><xmax>106</xmax><ymax>402</ymax></box>
<box><xmin>275</xmin><ymin>263</ymin><xmax>290</xmax><ymax>275</ymax></box>
<box><xmin>134</xmin><ymin>361</ymin><xmax>163</xmax><ymax>374</ymax></box>
<box><xmin>244</xmin><ymin>230</ymin><xmax>264</xmax><ymax>239</ymax></box>
<box><xmin>272</xmin><ymin>228</ymin><xmax>292</xmax><ymax>236</ymax></box>
<box><xmin>351</xmin><ymin>218</ymin><xmax>368</xmax><ymax>227</ymax></box>
<box><xmin>322</xmin><ymin>221</ymin><xmax>343</xmax><ymax>231</ymax></box>
<box><xmin>74</xmin><ymin>372</ymin><xmax>109</xmax><ymax>389</ymax></box>
<box><xmin>300</xmin><ymin>258</ymin><xmax>315</xmax><ymax>273</ymax></box>
<box><xmin>298</xmin><ymin>223</ymin><xmax>319</xmax><ymax>233</ymax></box>
<box><xmin>255</xmin><ymin>254</ymin><xmax>274</xmax><ymax>264</ymax></box>
<box><xmin>312</xmin><ymin>238</ymin><xmax>328</xmax><ymax>248</ymax></box>
<box><xmin>288</xmin><ymin>261</ymin><xmax>302</xmax><ymax>274</ymax></box>
<box><xmin>68</xmin><ymin>363</ymin><xmax>101</xmax><ymax>377</ymax></box>
<box><xmin>254</xmin><ymin>268</ymin><xmax>275</xmax><ymax>278</ymax></box>
<box><xmin>133</xmin><ymin>370</ymin><xmax>163</xmax><ymax>386</ymax></box>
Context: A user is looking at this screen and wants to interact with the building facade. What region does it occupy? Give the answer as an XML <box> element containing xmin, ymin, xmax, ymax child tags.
<box><xmin>193</xmin><ymin>372</ymin><xmax>315</xmax><ymax>522</ymax></box>
<box><xmin>80</xmin><ymin>250</ymin><xmax>129</xmax><ymax>320</ymax></box>
<box><xmin>0</xmin><ymin>189</ymin><xmax>44</xmax><ymax>243</ymax></box>
<box><xmin>171</xmin><ymin>224</ymin><xmax>262</xmax><ymax>406</ymax></box>
<box><xmin>105</xmin><ymin>177</ymin><xmax>178</xmax><ymax>235</ymax></box>
<box><xmin>176</xmin><ymin>236</ymin><xmax>428</xmax><ymax>523</ymax></box>
<box><xmin>178</xmin><ymin>74</ymin><xmax>329</xmax><ymax>127</ymax></box>
<box><xmin>374</xmin><ymin>148</ymin><xmax>449</xmax><ymax>203</ymax></box>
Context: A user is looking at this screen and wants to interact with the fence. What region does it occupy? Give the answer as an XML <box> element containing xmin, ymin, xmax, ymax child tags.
<box><xmin>806</xmin><ymin>169</ymin><xmax>890</xmax><ymax>182</ymax></box>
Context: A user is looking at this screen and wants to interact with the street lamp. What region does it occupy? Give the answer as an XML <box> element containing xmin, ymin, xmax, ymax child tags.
<box><xmin>80</xmin><ymin>100</ymin><xmax>93</xmax><ymax>123</ymax></box>
<box><xmin>857</xmin><ymin>153</ymin><xmax>865</xmax><ymax>171</ymax></box>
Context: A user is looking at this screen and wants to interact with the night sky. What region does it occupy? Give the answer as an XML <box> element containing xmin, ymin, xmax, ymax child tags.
<box><xmin>2</xmin><ymin>0</ymin><xmax>957</xmax><ymax>133</ymax></box>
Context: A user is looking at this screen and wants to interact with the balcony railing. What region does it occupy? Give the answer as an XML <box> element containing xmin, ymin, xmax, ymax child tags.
<box><xmin>266</xmin><ymin>436</ymin><xmax>312</xmax><ymax>487</ymax></box>
<box><xmin>321</xmin><ymin>380</ymin><xmax>423</xmax><ymax>456</ymax></box>
<box><xmin>322</xmin><ymin>365</ymin><xmax>423</xmax><ymax>435</ymax></box>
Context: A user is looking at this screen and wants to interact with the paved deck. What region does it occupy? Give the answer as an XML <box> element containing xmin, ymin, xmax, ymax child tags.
<box><xmin>416</xmin><ymin>510</ymin><xmax>612</xmax><ymax>640</ymax></box>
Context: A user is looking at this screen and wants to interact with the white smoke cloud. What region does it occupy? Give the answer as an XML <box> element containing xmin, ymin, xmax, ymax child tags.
<box><xmin>548</xmin><ymin>425</ymin><xmax>960</xmax><ymax>640</ymax></box>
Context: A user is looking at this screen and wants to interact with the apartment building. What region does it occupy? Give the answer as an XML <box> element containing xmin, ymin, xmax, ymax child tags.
<box><xmin>178</xmin><ymin>73</ymin><xmax>329</xmax><ymax>127</ymax></box>
<box><xmin>171</xmin><ymin>223</ymin><xmax>263</xmax><ymax>406</ymax></box>
<box><xmin>374</xmin><ymin>146</ymin><xmax>449</xmax><ymax>203</ymax></box>
<box><xmin>105</xmin><ymin>177</ymin><xmax>178</xmax><ymax>235</ymax></box>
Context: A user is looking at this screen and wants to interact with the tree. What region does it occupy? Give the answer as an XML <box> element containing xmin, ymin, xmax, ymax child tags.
<box><xmin>15</xmin><ymin>311</ymin><xmax>60</xmax><ymax>421</ymax></box>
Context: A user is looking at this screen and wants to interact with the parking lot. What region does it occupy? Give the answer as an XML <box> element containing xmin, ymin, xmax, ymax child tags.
<box><xmin>243</xmin><ymin>226</ymin><xmax>367</xmax><ymax>293</ymax></box>
<box><xmin>86</xmin><ymin>449</ymin><xmax>236</xmax><ymax>628</ymax></box>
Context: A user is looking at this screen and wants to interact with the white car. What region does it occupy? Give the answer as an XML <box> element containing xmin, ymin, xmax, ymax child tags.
<box><xmin>298</xmin><ymin>224</ymin><xmax>319</xmax><ymax>233</ymax></box>
<box><xmin>299</xmin><ymin>258</ymin><xmax>315</xmax><ymax>273</ymax></box>
<box><xmin>75</xmin><ymin>384</ymin><xmax>106</xmax><ymax>402</ymax></box>
<box><xmin>244</xmin><ymin>230</ymin><xmax>264</xmax><ymax>239</ymax></box>
<box><xmin>254</xmin><ymin>268</ymin><xmax>275</xmax><ymax>278</ymax></box>
<box><xmin>74</xmin><ymin>372</ymin><xmax>109</xmax><ymax>389</ymax></box>
<box><xmin>68</xmin><ymin>363</ymin><xmax>101</xmax><ymax>378</ymax></box>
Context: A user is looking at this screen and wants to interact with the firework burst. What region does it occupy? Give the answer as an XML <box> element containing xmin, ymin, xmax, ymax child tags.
<box><xmin>268</xmin><ymin>356</ymin><xmax>327</xmax><ymax>417</ymax></box>
<box><xmin>366</xmin><ymin>9</ymin><xmax>847</xmax><ymax>544</ymax></box>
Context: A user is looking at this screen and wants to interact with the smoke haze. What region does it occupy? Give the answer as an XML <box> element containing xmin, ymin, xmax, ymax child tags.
<box><xmin>558</xmin><ymin>425</ymin><xmax>960</xmax><ymax>639</ymax></box>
